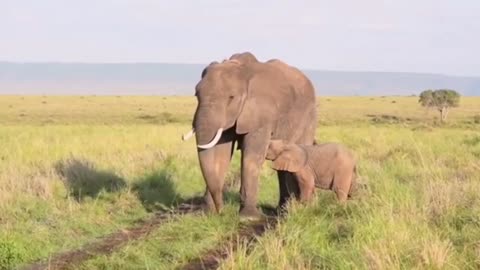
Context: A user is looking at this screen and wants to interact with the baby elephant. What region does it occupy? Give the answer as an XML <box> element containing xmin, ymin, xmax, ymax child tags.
<box><xmin>266</xmin><ymin>140</ymin><xmax>357</xmax><ymax>202</ymax></box>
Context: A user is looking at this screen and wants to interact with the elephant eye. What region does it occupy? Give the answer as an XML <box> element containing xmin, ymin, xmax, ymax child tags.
<box><xmin>227</xmin><ymin>95</ymin><xmax>235</xmax><ymax>104</ymax></box>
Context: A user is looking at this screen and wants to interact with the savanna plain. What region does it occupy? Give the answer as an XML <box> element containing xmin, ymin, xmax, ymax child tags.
<box><xmin>1</xmin><ymin>95</ymin><xmax>480</xmax><ymax>269</ymax></box>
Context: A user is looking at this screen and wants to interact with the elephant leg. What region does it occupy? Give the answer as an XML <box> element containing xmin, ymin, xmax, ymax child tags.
<box><xmin>202</xmin><ymin>189</ymin><xmax>215</xmax><ymax>212</ymax></box>
<box><xmin>333</xmin><ymin>171</ymin><xmax>351</xmax><ymax>203</ymax></box>
<box><xmin>198</xmin><ymin>139</ymin><xmax>235</xmax><ymax>213</ymax></box>
<box><xmin>277</xmin><ymin>112</ymin><xmax>314</xmax><ymax>209</ymax></box>
<box><xmin>278</xmin><ymin>171</ymin><xmax>300</xmax><ymax>209</ymax></box>
<box><xmin>334</xmin><ymin>186</ymin><xmax>349</xmax><ymax>203</ymax></box>
<box><xmin>297</xmin><ymin>174</ymin><xmax>315</xmax><ymax>203</ymax></box>
<box><xmin>239</xmin><ymin>127</ymin><xmax>271</xmax><ymax>219</ymax></box>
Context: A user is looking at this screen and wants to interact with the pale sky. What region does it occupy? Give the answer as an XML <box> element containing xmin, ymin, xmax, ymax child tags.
<box><xmin>2</xmin><ymin>0</ymin><xmax>479</xmax><ymax>76</ymax></box>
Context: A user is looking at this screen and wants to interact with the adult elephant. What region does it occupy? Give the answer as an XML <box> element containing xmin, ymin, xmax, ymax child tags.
<box><xmin>182</xmin><ymin>52</ymin><xmax>317</xmax><ymax>219</ymax></box>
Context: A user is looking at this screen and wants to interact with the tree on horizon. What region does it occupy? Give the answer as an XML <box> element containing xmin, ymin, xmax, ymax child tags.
<box><xmin>419</xmin><ymin>89</ymin><xmax>460</xmax><ymax>122</ymax></box>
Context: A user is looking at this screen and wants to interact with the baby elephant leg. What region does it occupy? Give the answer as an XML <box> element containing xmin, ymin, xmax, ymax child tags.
<box><xmin>333</xmin><ymin>170</ymin><xmax>353</xmax><ymax>203</ymax></box>
<box><xmin>296</xmin><ymin>173</ymin><xmax>315</xmax><ymax>202</ymax></box>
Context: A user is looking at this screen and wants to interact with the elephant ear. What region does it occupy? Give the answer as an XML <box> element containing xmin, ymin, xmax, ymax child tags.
<box><xmin>236</xmin><ymin>97</ymin><xmax>259</xmax><ymax>134</ymax></box>
<box><xmin>236</xmin><ymin>76</ymin><xmax>277</xmax><ymax>134</ymax></box>
<box><xmin>265</xmin><ymin>140</ymin><xmax>285</xmax><ymax>160</ymax></box>
<box><xmin>271</xmin><ymin>145</ymin><xmax>307</xmax><ymax>173</ymax></box>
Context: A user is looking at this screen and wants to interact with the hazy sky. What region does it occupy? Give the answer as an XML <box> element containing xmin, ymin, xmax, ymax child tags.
<box><xmin>2</xmin><ymin>0</ymin><xmax>479</xmax><ymax>76</ymax></box>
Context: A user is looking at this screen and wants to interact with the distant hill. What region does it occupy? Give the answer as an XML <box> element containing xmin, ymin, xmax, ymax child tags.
<box><xmin>1</xmin><ymin>62</ymin><xmax>479</xmax><ymax>96</ymax></box>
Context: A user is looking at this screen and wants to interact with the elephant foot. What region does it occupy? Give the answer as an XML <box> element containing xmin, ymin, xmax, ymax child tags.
<box><xmin>239</xmin><ymin>206</ymin><xmax>264</xmax><ymax>222</ymax></box>
<box><xmin>199</xmin><ymin>203</ymin><xmax>215</xmax><ymax>214</ymax></box>
<box><xmin>197</xmin><ymin>193</ymin><xmax>220</xmax><ymax>214</ymax></box>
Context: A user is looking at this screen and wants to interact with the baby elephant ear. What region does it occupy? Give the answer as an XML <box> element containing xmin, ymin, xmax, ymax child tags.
<box><xmin>272</xmin><ymin>147</ymin><xmax>306</xmax><ymax>173</ymax></box>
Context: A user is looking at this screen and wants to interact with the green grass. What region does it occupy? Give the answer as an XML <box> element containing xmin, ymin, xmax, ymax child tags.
<box><xmin>0</xmin><ymin>95</ymin><xmax>479</xmax><ymax>269</ymax></box>
<box><xmin>222</xmin><ymin>127</ymin><xmax>480</xmax><ymax>269</ymax></box>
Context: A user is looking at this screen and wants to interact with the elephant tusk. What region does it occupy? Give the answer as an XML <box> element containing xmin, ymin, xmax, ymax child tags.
<box><xmin>182</xmin><ymin>128</ymin><xmax>195</xmax><ymax>141</ymax></box>
<box><xmin>197</xmin><ymin>128</ymin><xmax>223</xmax><ymax>149</ymax></box>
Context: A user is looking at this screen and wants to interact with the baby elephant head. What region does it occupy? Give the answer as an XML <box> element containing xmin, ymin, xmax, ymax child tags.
<box><xmin>266</xmin><ymin>140</ymin><xmax>308</xmax><ymax>172</ymax></box>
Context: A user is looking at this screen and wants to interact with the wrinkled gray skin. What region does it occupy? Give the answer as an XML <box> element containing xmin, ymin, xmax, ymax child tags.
<box><xmin>191</xmin><ymin>52</ymin><xmax>317</xmax><ymax>219</ymax></box>
<box><xmin>266</xmin><ymin>140</ymin><xmax>357</xmax><ymax>202</ymax></box>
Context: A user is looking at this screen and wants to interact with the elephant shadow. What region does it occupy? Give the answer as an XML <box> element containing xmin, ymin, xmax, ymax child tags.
<box><xmin>133</xmin><ymin>170</ymin><xmax>181</xmax><ymax>211</ymax></box>
<box><xmin>134</xmin><ymin>171</ymin><xmax>278</xmax><ymax>215</ymax></box>
<box><xmin>54</xmin><ymin>157</ymin><xmax>201</xmax><ymax>211</ymax></box>
<box><xmin>133</xmin><ymin>168</ymin><xmax>216</xmax><ymax>212</ymax></box>
<box><xmin>223</xmin><ymin>181</ymin><xmax>278</xmax><ymax>217</ymax></box>
<box><xmin>54</xmin><ymin>156</ymin><xmax>278</xmax><ymax>215</ymax></box>
<box><xmin>54</xmin><ymin>158</ymin><xmax>127</xmax><ymax>201</ymax></box>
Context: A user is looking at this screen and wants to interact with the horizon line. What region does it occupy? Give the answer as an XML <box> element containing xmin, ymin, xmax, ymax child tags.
<box><xmin>1</xmin><ymin>60</ymin><xmax>476</xmax><ymax>78</ymax></box>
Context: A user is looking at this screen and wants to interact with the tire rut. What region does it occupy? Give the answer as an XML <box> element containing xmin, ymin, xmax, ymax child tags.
<box><xmin>20</xmin><ymin>203</ymin><xmax>203</xmax><ymax>270</ymax></box>
<box><xmin>179</xmin><ymin>216</ymin><xmax>278</xmax><ymax>270</ymax></box>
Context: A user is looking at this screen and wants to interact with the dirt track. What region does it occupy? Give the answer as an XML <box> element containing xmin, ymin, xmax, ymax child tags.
<box><xmin>20</xmin><ymin>198</ymin><xmax>278</xmax><ymax>270</ymax></box>
<box><xmin>179</xmin><ymin>217</ymin><xmax>278</xmax><ymax>270</ymax></box>
<box><xmin>20</xmin><ymin>202</ymin><xmax>279</xmax><ymax>270</ymax></box>
<box><xmin>20</xmin><ymin>203</ymin><xmax>203</xmax><ymax>270</ymax></box>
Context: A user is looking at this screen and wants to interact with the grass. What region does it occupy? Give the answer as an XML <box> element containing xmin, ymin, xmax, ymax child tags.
<box><xmin>0</xmin><ymin>95</ymin><xmax>479</xmax><ymax>269</ymax></box>
<box><xmin>222</xmin><ymin>127</ymin><xmax>480</xmax><ymax>269</ymax></box>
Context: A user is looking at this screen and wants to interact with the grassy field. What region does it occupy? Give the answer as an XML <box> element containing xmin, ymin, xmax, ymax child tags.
<box><xmin>0</xmin><ymin>95</ymin><xmax>479</xmax><ymax>269</ymax></box>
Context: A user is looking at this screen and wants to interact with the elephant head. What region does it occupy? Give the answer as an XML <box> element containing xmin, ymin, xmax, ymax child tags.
<box><xmin>182</xmin><ymin>61</ymin><xmax>221</xmax><ymax>142</ymax></box>
<box><xmin>266</xmin><ymin>140</ymin><xmax>308</xmax><ymax>172</ymax></box>
<box><xmin>183</xmin><ymin>53</ymin><xmax>279</xmax><ymax>149</ymax></box>
<box><xmin>189</xmin><ymin>60</ymin><xmax>250</xmax><ymax>148</ymax></box>
<box><xmin>229</xmin><ymin>52</ymin><xmax>258</xmax><ymax>64</ymax></box>
<box><xmin>200</xmin><ymin>61</ymin><xmax>219</xmax><ymax>79</ymax></box>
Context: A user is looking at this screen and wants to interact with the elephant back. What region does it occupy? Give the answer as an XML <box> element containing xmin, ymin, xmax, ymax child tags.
<box><xmin>229</xmin><ymin>52</ymin><xmax>259</xmax><ymax>65</ymax></box>
<box><xmin>266</xmin><ymin>59</ymin><xmax>316</xmax><ymax>100</ymax></box>
<box><xmin>266</xmin><ymin>59</ymin><xmax>317</xmax><ymax>145</ymax></box>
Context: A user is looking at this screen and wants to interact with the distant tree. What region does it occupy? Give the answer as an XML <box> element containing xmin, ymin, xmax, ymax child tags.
<box><xmin>419</xmin><ymin>89</ymin><xmax>460</xmax><ymax>122</ymax></box>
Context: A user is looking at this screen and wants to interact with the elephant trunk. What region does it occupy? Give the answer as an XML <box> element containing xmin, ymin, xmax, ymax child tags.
<box><xmin>194</xmin><ymin>105</ymin><xmax>226</xmax><ymax>149</ymax></box>
<box><xmin>197</xmin><ymin>144</ymin><xmax>224</xmax><ymax>212</ymax></box>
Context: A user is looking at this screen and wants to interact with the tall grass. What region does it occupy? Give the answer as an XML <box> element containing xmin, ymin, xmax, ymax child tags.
<box><xmin>0</xmin><ymin>96</ymin><xmax>479</xmax><ymax>269</ymax></box>
<box><xmin>221</xmin><ymin>126</ymin><xmax>480</xmax><ymax>270</ymax></box>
